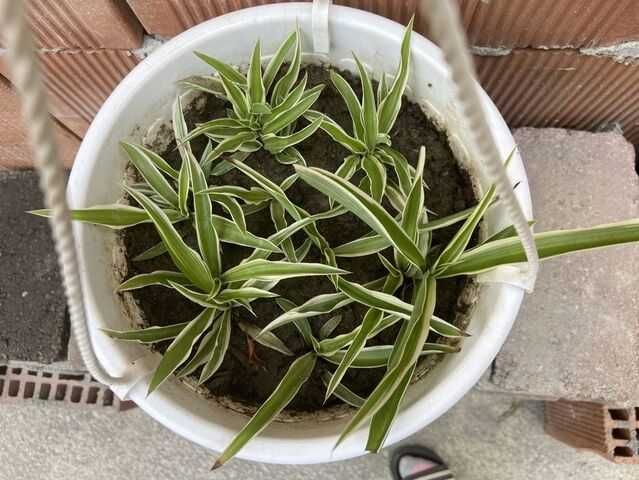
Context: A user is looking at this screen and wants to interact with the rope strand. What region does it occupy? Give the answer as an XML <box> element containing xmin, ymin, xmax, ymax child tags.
<box><xmin>0</xmin><ymin>0</ymin><xmax>124</xmax><ymax>386</ymax></box>
<box><xmin>424</xmin><ymin>0</ymin><xmax>539</xmax><ymax>291</ymax></box>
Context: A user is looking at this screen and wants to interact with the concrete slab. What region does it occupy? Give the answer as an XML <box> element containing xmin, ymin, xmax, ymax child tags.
<box><xmin>0</xmin><ymin>171</ymin><xmax>68</xmax><ymax>363</ymax></box>
<box><xmin>0</xmin><ymin>388</ymin><xmax>636</xmax><ymax>479</ymax></box>
<box><xmin>480</xmin><ymin>128</ymin><xmax>639</xmax><ymax>403</ymax></box>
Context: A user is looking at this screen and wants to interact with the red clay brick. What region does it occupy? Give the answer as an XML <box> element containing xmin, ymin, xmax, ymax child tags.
<box><xmin>0</xmin><ymin>78</ymin><xmax>80</xmax><ymax>169</ymax></box>
<box><xmin>0</xmin><ymin>49</ymin><xmax>138</xmax><ymax>138</ymax></box>
<box><xmin>474</xmin><ymin>50</ymin><xmax>639</xmax><ymax>144</ymax></box>
<box><xmin>126</xmin><ymin>0</ymin><xmax>639</xmax><ymax>48</ymax></box>
<box><xmin>0</xmin><ymin>0</ymin><xmax>143</xmax><ymax>49</ymax></box>
<box><xmin>545</xmin><ymin>401</ymin><xmax>639</xmax><ymax>464</ymax></box>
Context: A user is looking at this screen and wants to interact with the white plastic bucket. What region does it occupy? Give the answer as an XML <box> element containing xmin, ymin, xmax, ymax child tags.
<box><xmin>68</xmin><ymin>3</ymin><xmax>532</xmax><ymax>465</ymax></box>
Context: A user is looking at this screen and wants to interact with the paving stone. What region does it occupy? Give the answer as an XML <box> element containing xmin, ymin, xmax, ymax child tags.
<box><xmin>0</xmin><ymin>170</ymin><xmax>68</xmax><ymax>363</ymax></box>
<box><xmin>480</xmin><ymin>128</ymin><xmax>639</xmax><ymax>404</ymax></box>
<box><xmin>0</xmin><ymin>78</ymin><xmax>80</xmax><ymax>169</ymax></box>
<box><xmin>1</xmin><ymin>388</ymin><xmax>637</xmax><ymax>480</ymax></box>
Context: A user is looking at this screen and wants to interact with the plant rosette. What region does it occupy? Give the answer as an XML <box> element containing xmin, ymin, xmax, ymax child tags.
<box><xmin>38</xmin><ymin>4</ymin><xmax>639</xmax><ymax>468</ymax></box>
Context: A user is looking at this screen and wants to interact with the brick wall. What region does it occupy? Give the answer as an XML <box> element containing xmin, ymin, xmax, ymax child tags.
<box><xmin>3</xmin><ymin>0</ymin><xmax>639</xmax><ymax>169</ymax></box>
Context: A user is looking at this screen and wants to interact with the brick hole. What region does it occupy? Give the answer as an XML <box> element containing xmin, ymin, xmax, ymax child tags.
<box><xmin>635</xmin><ymin>407</ymin><xmax>639</xmax><ymax>420</ymax></box>
<box><xmin>23</xmin><ymin>382</ymin><xmax>35</xmax><ymax>399</ymax></box>
<box><xmin>70</xmin><ymin>386</ymin><xmax>83</xmax><ymax>403</ymax></box>
<box><xmin>11</xmin><ymin>368</ymin><xmax>22</xmax><ymax>375</ymax></box>
<box><xmin>0</xmin><ymin>365</ymin><xmax>7</xmax><ymax>375</ymax></box>
<box><xmin>614</xmin><ymin>446</ymin><xmax>634</xmax><ymax>458</ymax></box>
<box><xmin>8</xmin><ymin>380</ymin><xmax>20</xmax><ymax>397</ymax></box>
<box><xmin>87</xmin><ymin>387</ymin><xmax>99</xmax><ymax>404</ymax></box>
<box><xmin>0</xmin><ymin>378</ymin><xmax>4</xmax><ymax>396</ymax></box>
<box><xmin>27</xmin><ymin>370</ymin><xmax>37</xmax><ymax>376</ymax></box>
<box><xmin>103</xmin><ymin>389</ymin><xmax>114</xmax><ymax>406</ymax></box>
<box><xmin>610</xmin><ymin>409</ymin><xmax>630</xmax><ymax>421</ymax></box>
<box><xmin>41</xmin><ymin>372</ymin><xmax>52</xmax><ymax>378</ymax></box>
<box><xmin>39</xmin><ymin>383</ymin><xmax>51</xmax><ymax>400</ymax></box>
<box><xmin>59</xmin><ymin>373</ymin><xmax>84</xmax><ymax>381</ymax></box>
<box><xmin>613</xmin><ymin>428</ymin><xmax>631</xmax><ymax>440</ymax></box>
<box><xmin>54</xmin><ymin>384</ymin><xmax>67</xmax><ymax>401</ymax></box>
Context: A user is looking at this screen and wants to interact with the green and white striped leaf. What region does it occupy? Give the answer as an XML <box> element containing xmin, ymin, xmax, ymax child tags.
<box><xmin>325</xmin><ymin>269</ymin><xmax>401</xmax><ymax>399</ymax></box>
<box><xmin>362</xmin><ymin>154</ymin><xmax>386</xmax><ymax>202</ymax></box>
<box><xmin>168</xmin><ymin>281</ymin><xmax>221</xmax><ymax>308</ymax></box>
<box><xmin>325</xmin><ymin>343</ymin><xmax>459</xmax><ymax>369</ymax></box>
<box><xmin>124</xmin><ymin>186</ymin><xmax>214</xmax><ymax>291</ymax></box>
<box><xmin>294</xmin><ymin>165</ymin><xmax>425</xmax><ymax>270</ymax></box>
<box><xmin>378</xmin><ymin>146</ymin><xmax>412</xmax><ymax>196</ymax></box>
<box><xmin>334</xmin><ymin>232</ymin><xmax>389</xmax><ymax>258</ymax></box>
<box><xmin>319</xmin><ymin>314</ymin><xmax>343</xmax><ymax>339</ymax></box>
<box><xmin>336</xmin><ymin>154</ymin><xmax>360</xmax><ymax>181</ymax></box>
<box><xmin>269</xmin><ymin>73</ymin><xmax>308</xmax><ymax>118</ymax></box>
<box><xmin>216</xmin><ymin>287</ymin><xmax>278</xmax><ymax>303</ymax></box>
<box><xmin>210</xmin><ymin>193</ymin><xmax>247</xmax><ymax>232</ymax></box>
<box><xmin>214</xmin><ymin>352</ymin><xmax>316</xmax><ymax>469</ymax></box>
<box><xmin>366</xmin><ymin>363</ymin><xmax>413</xmax><ymax>452</ymax></box>
<box><xmin>270</xmin><ymin>201</ymin><xmax>297</xmax><ymax>262</ymax></box>
<box><xmin>193</xmin><ymin>52</ymin><xmax>247</xmax><ymax>84</ymax></box>
<box><xmin>178</xmin><ymin>75</ymin><xmax>225</xmax><ymax>98</ymax></box>
<box><xmin>30</xmin><ymin>205</ymin><xmax>185</xmax><ymax>230</ymax></box>
<box><xmin>262</xmin><ymin>84</ymin><xmax>324</xmax><ymax>135</ymax></box>
<box><xmin>199</xmin><ymin>185</ymin><xmax>270</xmax><ymax>204</ymax></box>
<box><xmin>377</xmin><ymin>17</ymin><xmax>413</xmax><ymax>134</ymax></box>
<box><xmin>147</xmin><ymin>308</ymin><xmax>216</xmax><ymax>394</ymax></box>
<box><xmin>181</xmin><ymin>118</ymin><xmax>249</xmax><ymax>144</ymax></box>
<box><xmin>199</xmin><ymin>309</ymin><xmax>232</xmax><ymax>384</ymax></box>
<box><xmin>377</xmin><ymin>72</ymin><xmax>389</xmax><ymax>106</ymax></box>
<box><xmin>211</xmin><ymin>214</ymin><xmax>280</xmax><ymax>252</ymax></box>
<box><xmin>122</xmin><ymin>141</ymin><xmax>179</xmax><ymax>181</ymax></box>
<box><xmin>330</xmin><ymin>69</ymin><xmax>364</xmax><ymax>140</ymax></box>
<box><xmin>436</xmin><ymin>219</ymin><xmax>639</xmax><ymax>278</ymax></box>
<box><xmin>230</xmin><ymin>158</ymin><xmax>300</xmax><ymax>220</ymax></box>
<box><xmin>275</xmin><ymin>146</ymin><xmax>306</xmax><ymax>166</ymax></box>
<box><xmin>263</xmin><ymin>31</ymin><xmax>297</xmax><ymax>92</ymax></box>
<box><xmin>316</xmin><ymin>314</ymin><xmax>401</xmax><ymax>355</ymax></box>
<box><xmin>132</xmin><ymin>239</ymin><xmax>170</xmax><ymax>262</ymax></box>
<box><xmin>402</xmin><ymin>146</ymin><xmax>426</xmax><ymax>241</ymax></box>
<box><xmin>304</xmin><ymin>110</ymin><xmax>367</xmax><ymax>154</ymax></box>
<box><xmin>117</xmin><ymin>271</ymin><xmax>190</xmax><ymax>291</ymax></box>
<box><xmin>263</xmin><ymin>116</ymin><xmax>322</xmax><ymax>154</ymax></box>
<box><xmin>202</xmin><ymin>131</ymin><xmax>259</xmax><ymax>168</ymax></box>
<box><xmin>222</xmin><ymin>259</ymin><xmax>347</xmax><ymax>283</ymax></box>
<box><xmin>172</xmin><ymin>96</ymin><xmax>194</xmax><ymax>216</ymax></box>
<box><xmin>271</xmin><ymin>29</ymin><xmax>301</xmax><ymax>104</ymax></box>
<box><xmin>247</xmin><ymin>40</ymin><xmax>265</xmax><ymax>105</ymax></box>
<box><xmin>335</xmin><ymin>275</ymin><xmax>435</xmax><ymax>448</ymax></box>
<box><xmin>322</xmin><ymin>371</ymin><xmax>365</xmax><ymax>408</ymax></box>
<box><xmin>101</xmin><ymin>322</ymin><xmax>189</xmax><ymax>344</ymax></box>
<box><xmin>436</xmin><ymin>182</ymin><xmax>497</xmax><ymax>269</ymax></box>
<box><xmin>238</xmin><ymin>321</ymin><xmax>293</xmax><ymax>356</ymax></box>
<box><xmin>189</xmin><ymin>153</ymin><xmax>222</xmax><ymax>277</ymax></box>
<box><xmin>275</xmin><ymin>298</ymin><xmax>315</xmax><ymax>347</ymax></box>
<box><xmin>262</xmin><ymin>277</ymin><xmax>386</xmax><ymax>334</ymax></box>
<box><xmin>177</xmin><ymin>317</ymin><xmax>222</xmax><ymax>377</ymax></box>
<box><xmin>353</xmin><ymin>54</ymin><xmax>378</xmax><ymax>149</ymax></box>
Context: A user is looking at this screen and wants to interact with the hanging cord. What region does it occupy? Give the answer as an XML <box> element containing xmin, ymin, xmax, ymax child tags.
<box><xmin>424</xmin><ymin>0</ymin><xmax>539</xmax><ymax>291</ymax></box>
<box><xmin>0</xmin><ymin>0</ymin><xmax>126</xmax><ymax>387</ymax></box>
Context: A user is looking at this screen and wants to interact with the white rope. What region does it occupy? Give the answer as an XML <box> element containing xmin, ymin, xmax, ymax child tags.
<box><xmin>425</xmin><ymin>0</ymin><xmax>539</xmax><ymax>292</ymax></box>
<box><xmin>312</xmin><ymin>0</ymin><xmax>331</xmax><ymax>54</ymax></box>
<box><xmin>0</xmin><ymin>0</ymin><xmax>126</xmax><ymax>387</ymax></box>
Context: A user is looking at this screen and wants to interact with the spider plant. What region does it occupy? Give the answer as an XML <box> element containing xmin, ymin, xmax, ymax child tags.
<box><xmin>303</xmin><ymin>17</ymin><xmax>414</xmax><ymax>202</ymax></box>
<box><xmin>31</xmin><ymin>25</ymin><xmax>639</xmax><ymax>471</ymax></box>
<box><xmin>180</xmin><ymin>28</ymin><xmax>324</xmax><ymax>174</ymax></box>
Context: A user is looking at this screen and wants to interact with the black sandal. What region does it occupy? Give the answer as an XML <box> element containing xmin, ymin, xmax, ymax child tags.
<box><xmin>390</xmin><ymin>445</ymin><xmax>454</xmax><ymax>480</ymax></box>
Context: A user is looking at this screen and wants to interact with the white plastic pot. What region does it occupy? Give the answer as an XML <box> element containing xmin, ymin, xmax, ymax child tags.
<box><xmin>68</xmin><ymin>3</ymin><xmax>532</xmax><ymax>465</ymax></box>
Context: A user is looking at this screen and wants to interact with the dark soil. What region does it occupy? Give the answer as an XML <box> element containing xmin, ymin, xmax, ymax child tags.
<box><xmin>120</xmin><ymin>65</ymin><xmax>477</xmax><ymax>412</ymax></box>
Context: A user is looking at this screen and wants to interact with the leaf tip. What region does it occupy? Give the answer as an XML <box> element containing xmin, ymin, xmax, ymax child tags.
<box><xmin>210</xmin><ymin>460</ymin><xmax>223</xmax><ymax>471</ymax></box>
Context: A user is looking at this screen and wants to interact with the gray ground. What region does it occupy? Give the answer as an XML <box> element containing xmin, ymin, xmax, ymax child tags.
<box><xmin>1</xmin><ymin>387</ymin><xmax>635</xmax><ymax>480</ymax></box>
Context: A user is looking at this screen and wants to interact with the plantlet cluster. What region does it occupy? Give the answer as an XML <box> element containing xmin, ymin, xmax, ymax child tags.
<box><xmin>33</xmin><ymin>21</ymin><xmax>639</xmax><ymax>468</ymax></box>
